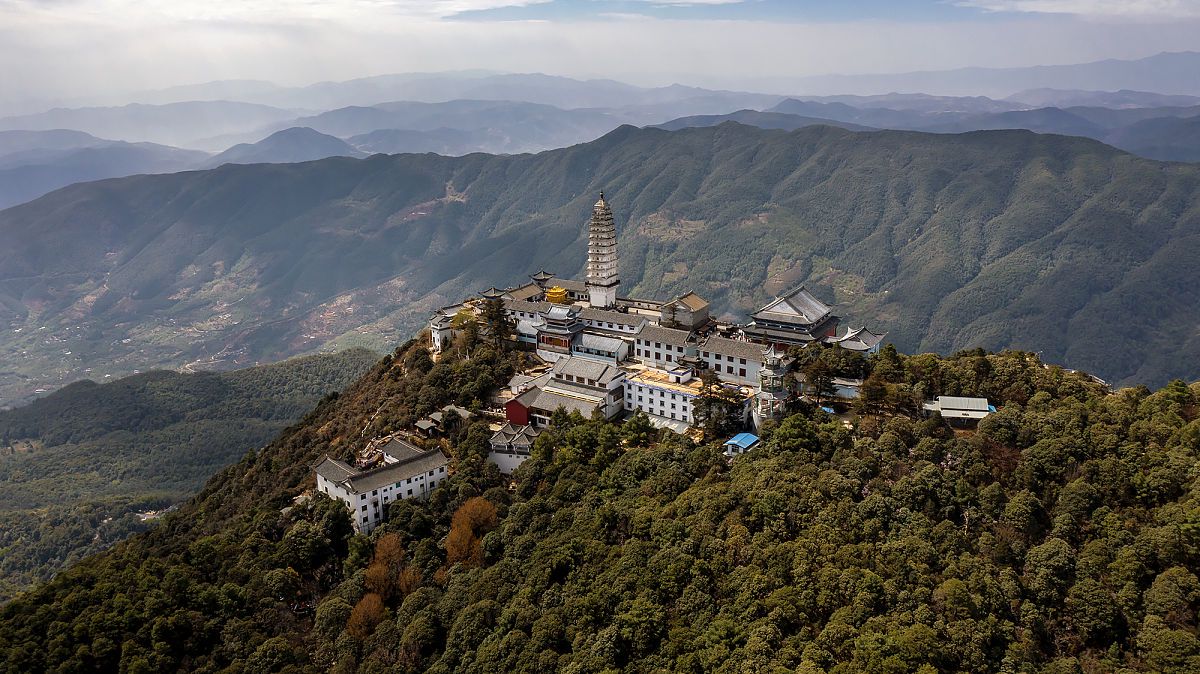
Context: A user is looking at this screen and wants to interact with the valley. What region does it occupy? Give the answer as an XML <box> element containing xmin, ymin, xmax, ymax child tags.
<box><xmin>0</xmin><ymin>349</ymin><xmax>377</xmax><ymax>602</ymax></box>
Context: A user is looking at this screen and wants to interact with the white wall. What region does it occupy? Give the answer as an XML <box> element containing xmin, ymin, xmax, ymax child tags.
<box><xmin>317</xmin><ymin>464</ymin><xmax>450</xmax><ymax>534</ymax></box>
<box><xmin>487</xmin><ymin>451</ymin><xmax>527</xmax><ymax>475</ymax></box>
<box><xmin>624</xmin><ymin>380</ymin><xmax>694</xmax><ymax>424</ymax></box>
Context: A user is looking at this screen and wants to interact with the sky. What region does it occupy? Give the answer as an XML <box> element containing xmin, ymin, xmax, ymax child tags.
<box><xmin>2</xmin><ymin>0</ymin><xmax>1200</xmax><ymax>111</ymax></box>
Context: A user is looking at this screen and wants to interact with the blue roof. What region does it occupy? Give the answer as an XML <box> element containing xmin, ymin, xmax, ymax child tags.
<box><xmin>724</xmin><ymin>432</ymin><xmax>760</xmax><ymax>450</ymax></box>
<box><xmin>820</xmin><ymin>406</ymin><xmax>836</xmax><ymax>414</ymax></box>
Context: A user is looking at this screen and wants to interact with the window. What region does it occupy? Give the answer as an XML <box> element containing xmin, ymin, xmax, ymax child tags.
<box><xmin>670</xmin><ymin>412</ymin><xmax>676</xmax><ymax>419</ymax></box>
<box><xmin>362</xmin><ymin>516</ymin><xmax>368</xmax><ymax>523</ymax></box>
<box><xmin>740</xmin><ymin>368</ymin><xmax>746</xmax><ymax>377</ymax></box>
<box><xmin>665</xmin><ymin>354</ymin><xmax>673</xmax><ymax>362</ymax></box>
<box><xmin>727</xmin><ymin>365</ymin><xmax>734</xmax><ymax>374</ymax></box>
<box><xmin>428</xmin><ymin>470</ymin><xmax>434</xmax><ymax>476</ymax></box>
<box><xmin>372</xmin><ymin>489</ymin><xmax>378</xmax><ymax>496</ymax></box>
<box><xmin>727</xmin><ymin>355</ymin><xmax>734</xmax><ymax>362</ymax></box>
<box><xmin>407</xmin><ymin>489</ymin><xmax>413</xmax><ymax>496</ymax></box>
<box><xmin>740</xmin><ymin>358</ymin><xmax>746</xmax><ymax>365</ymax></box>
<box><xmin>440</xmin><ymin>466</ymin><xmax>446</xmax><ymax>473</ymax></box>
<box><xmin>360</xmin><ymin>494</ymin><xmax>366</xmax><ymax>501</ymax></box>
<box><xmin>373</xmin><ymin>512</ymin><xmax>380</xmax><ymax>520</ymax></box>
<box><xmin>395</xmin><ymin>482</ymin><xmax>402</xmax><ymax>489</ymax></box>
<box><xmin>361</xmin><ymin>505</ymin><xmax>367</xmax><ymax>512</ymax></box>
<box><xmin>671</xmin><ymin>403</ymin><xmax>677</xmax><ymax>410</ymax></box>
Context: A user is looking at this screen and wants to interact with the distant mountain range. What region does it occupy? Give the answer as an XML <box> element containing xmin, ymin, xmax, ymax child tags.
<box><xmin>778</xmin><ymin>51</ymin><xmax>1200</xmax><ymax>98</ymax></box>
<box><xmin>660</xmin><ymin>100</ymin><xmax>1200</xmax><ymax>163</ymax></box>
<box><xmin>0</xmin><ymin>101</ymin><xmax>301</xmax><ymax>147</ymax></box>
<box><xmin>202</xmin><ymin>127</ymin><xmax>365</xmax><ymax>168</ymax></box>
<box><xmin>1007</xmin><ymin>88</ymin><xmax>1200</xmax><ymax>109</ymax></box>
<box><xmin>0</xmin><ymin>130</ymin><xmax>207</xmax><ymax>210</ymax></box>
<box><xmin>0</xmin><ymin>122</ymin><xmax>1197</xmax><ymax>404</ymax></box>
<box><xmin>3</xmin><ymin>79</ymin><xmax>1200</xmax><ymax>213</ymax></box>
<box><xmin>654</xmin><ymin>110</ymin><xmax>871</xmax><ymax>133</ymax></box>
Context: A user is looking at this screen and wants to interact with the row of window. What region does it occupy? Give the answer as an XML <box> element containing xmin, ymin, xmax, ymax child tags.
<box><xmin>636</xmin><ymin>338</ymin><xmax>685</xmax><ymax>353</ymax></box>
<box><xmin>700</xmin><ymin>351</ymin><xmax>750</xmax><ymax>365</ymax></box>
<box><xmin>624</xmin><ymin>396</ymin><xmax>690</xmax><ymax>422</ymax></box>
<box><xmin>585</xmin><ymin>319</ymin><xmax>637</xmax><ymax>332</ymax></box>
<box><xmin>558</xmin><ymin>373</ymin><xmax>602</xmax><ymax>387</ymax></box>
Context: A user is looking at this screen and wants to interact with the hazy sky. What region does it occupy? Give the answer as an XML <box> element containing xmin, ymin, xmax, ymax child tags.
<box><xmin>2</xmin><ymin>0</ymin><xmax>1200</xmax><ymax>109</ymax></box>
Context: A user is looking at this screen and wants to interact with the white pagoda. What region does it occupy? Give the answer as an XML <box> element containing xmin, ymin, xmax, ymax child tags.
<box><xmin>586</xmin><ymin>192</ymin><xmax>619</xmax><ymax>309</ymax></box>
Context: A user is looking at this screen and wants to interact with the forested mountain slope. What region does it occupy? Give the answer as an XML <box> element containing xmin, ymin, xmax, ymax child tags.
<box><xmin>1</xmin><ymin>338</ymin><xmax>1197</xmax><ymax>672</ymax></box>
<box><xmin>2</xmin><ymin>122</ymin><xmax>1199</xmax><ymax>401</ymax></box>
<box><xmin>0</xmin><ymin>348</ymin><xmax>376</xmax><ymax>602</ymax></box>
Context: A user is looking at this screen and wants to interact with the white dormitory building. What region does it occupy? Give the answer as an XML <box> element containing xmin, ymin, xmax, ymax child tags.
<box><xmin>314</xmin><ymin>438</ymin><xmax>450</xmax><ymax>534</ymax></box>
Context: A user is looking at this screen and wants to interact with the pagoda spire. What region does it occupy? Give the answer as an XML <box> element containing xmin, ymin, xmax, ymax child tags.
<box><xmin>586</xmin><ymin>192</ymin><xmax>618</xmax><ymax>308</ymax></box>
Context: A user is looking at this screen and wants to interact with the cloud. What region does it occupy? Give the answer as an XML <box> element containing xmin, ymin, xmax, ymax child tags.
<box><xmin>0</xmin><ymin>0</ymin><xmax>555</xmax><ymax>22</ymax></box>
<box><xmin>955</xmin><ymin>0</ymin><xmax>1200</xmax><ymax>17</ymax></box>
<box><xmin>1</xmin><ymin>0</ymin><xmax>1199</xmax><ymax>113</ymax></box>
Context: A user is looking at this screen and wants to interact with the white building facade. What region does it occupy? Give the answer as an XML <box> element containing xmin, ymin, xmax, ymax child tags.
<box><xmin>314</xmin><ymin>438</ymin><xmax>450</xmax><ymax>534</ymax></box>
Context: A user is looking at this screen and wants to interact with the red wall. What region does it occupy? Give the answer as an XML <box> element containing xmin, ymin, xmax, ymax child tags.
<box><xmin>505</xmin><ymin>399</ymin><xmax>530</xmax><ymax>425</ymax></box>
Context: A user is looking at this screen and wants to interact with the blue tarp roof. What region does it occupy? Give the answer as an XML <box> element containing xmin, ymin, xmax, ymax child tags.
<box><xmin>820</xmin><ymin>406</ymin><xmax>836</xmax><ymax>414</ymax></box>
<box><xmin>724</xmin><ymin>432</ymin><xmax>760</xmax><ymax>450</ymax></box>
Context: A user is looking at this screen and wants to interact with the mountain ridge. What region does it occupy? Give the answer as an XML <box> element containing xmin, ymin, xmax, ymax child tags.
<box><xmin>1</xmin><ymin>122</ymin><xmax>1198</xmax><ymax>404</ymax></box>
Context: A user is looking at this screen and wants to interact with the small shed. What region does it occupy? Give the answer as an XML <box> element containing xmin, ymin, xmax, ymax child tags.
<box><xmin>723</xmin><ymin>432</ymin><xmax>760</xmax><ymax>457</ymax></box>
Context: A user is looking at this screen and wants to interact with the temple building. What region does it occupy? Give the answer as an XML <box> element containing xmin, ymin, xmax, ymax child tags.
<box><xmin>586</xmin><ymin>193</ymin><xmax>619</xmax><ymax>309</ymax></box>
<box><xmin>753</xmin><ymin>346</ymin><xmax>790</xmax><ymax>426</ymax></box>
<box><xmin>742</xmin><ymin>286</ymin><xmax>840</xmax><ymax>349</ymax></box>
<box><xmin>488</xmin><ymin>422</ymin><xmax>542</xmax><ymax>474</ymax></box>
<box><xmin>504</xmin><ymin>356</ymin><xmax>626</xmax><ymax>427</ymax></box>
<box><xmin>314</xmin><ymin>438</ymin><xmax>449</xmax><ymax>534</ymax></box>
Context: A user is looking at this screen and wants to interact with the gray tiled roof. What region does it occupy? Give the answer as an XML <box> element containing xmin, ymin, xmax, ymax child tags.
<box><xmin>700</xmin><ymin>335</ymin><xmax>766</xmax><ymax>361</ymax></box>
<box><xmin>314</xmin><ymin>456</ymin><xmax>356</xmax><ymax>483</ymax></box>
<box><xmin>506</xmin><ymin>283</ymin><xmax>543</xmax><ymax>302</ymax></box>
<box><xmin>555</xmin><ymin>278</ymin><xmax>588</xmax><ymax>292</ymax></box>
<box><xmin>751</xmin><ymin>286</ymin><xmax>832</xmax><ymax>325</ymax></box>
<box><xmin>490</xmin><ymin>422</ymin><xmax>541</xmax><ymax>447</ymax></box>
<box><xmin>552</xmin><ymin>356</ymin><xmax>624</xmax><ymax>384</ymax></box>
<box><xmin>346</xmin><ymin>451</ymin><xmax>449</xmax><ymax>493</ymax></box>
<box><xmin>381</xmin><ymin>437</ymin><xmax>426</xmax><ymax>463</ymax></box>
<box><xmin>832</xmin><ymin>326</ymin><xmax>886</xmax><ymax>351</ymax></box>
<box><xmin>504</xmin><ymin>299</ymin><xmax>553</xmax><ymax>314</ymax></box>
<box><xmin>576</xmin><ymin>332</ymin><xmax>627</xmax><ymax>353</ymax></box>
<box><xmin>635</xmin><ymin>324</ymin><xmax>694</xmax><ymax>347</ymax></box>
<box><xmin>580</xmin><ymin>307</ymin><xmax>646</xmax><ymax>326</ymax></box>
<box><xmin>742</xmin><ymin>325</ymin><xmax>823</xmax><ymax>342</ymax></box>
<box><xmin>528</xmin><ymin>388</ymin><xmax>602</xmax><ymax>416</ymax></box>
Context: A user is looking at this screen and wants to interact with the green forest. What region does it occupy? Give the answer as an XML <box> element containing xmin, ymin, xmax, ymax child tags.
<box><xmin>0</xmin><ymin>348</ymin><xmax>377</xmax><ymax>602</ymax></box>
<box><xmin>1</xmin><ymin>334</ymin><xmax>1196</xmax><ymax>673</ymax></box>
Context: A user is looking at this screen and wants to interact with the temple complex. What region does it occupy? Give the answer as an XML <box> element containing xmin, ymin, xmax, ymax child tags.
<box><xmin>429</xmin><ymin>193</ymin><xmax>887</xmax><ymax>447</ymax></box>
